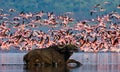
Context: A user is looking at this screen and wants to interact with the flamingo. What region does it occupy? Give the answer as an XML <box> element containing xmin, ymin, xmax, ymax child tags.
<box><xmin>117</xmin><ymin>4</ymin><xmax>120</xmax><ymax>9</ymax></box>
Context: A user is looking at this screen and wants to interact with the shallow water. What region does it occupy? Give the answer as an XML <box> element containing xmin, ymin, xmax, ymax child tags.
<box><xmin>0</xmin><ymin>53</ymin><xmax>120</xmax><ymax>72</ymax></box>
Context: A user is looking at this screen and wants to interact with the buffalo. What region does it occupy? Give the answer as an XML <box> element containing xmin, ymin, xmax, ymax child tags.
<box><xmin>23</xmin><ymin>44</ymin><xmax>82</xmax><ymax>69</ymax></box>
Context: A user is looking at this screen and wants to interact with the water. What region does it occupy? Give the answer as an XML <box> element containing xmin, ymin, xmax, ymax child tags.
<box><xmin>0</xmin><ymin>0</ymin><xmax>120</xmax><ymax>20</ymax></box>
<box><xmin>0</xmin><ymin>53</ymin><xmax>120</xmax><ymax>72</ymax></box>
<box><xmin>0</xmin><ymin>53</ymin><xmax>25</xmax><ymax>72</ymax></box>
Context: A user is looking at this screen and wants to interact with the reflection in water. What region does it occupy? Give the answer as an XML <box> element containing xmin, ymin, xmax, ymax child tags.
<box><xmin>0</xmin><ymin>64</ymin><xmax>24</xmax><ymax>72</ymax></box>
<box><xmin>0</xmin><ymin>64</ymin><xmax>120</xmax><ymax>72</ymax></box>
<box><xmin>24</xmin><ymin>65</ymin><xmax>70</xmax><ymax>72</ymax></box>
<box><xmin>76</xmin><ymin>64</ymin><xmax>120</xmax><ymax>72</ymax></box>
<box><xmin>0</xmin><ymin>53</ymin><xmax>120</xmax><ymax>72</ymax></box>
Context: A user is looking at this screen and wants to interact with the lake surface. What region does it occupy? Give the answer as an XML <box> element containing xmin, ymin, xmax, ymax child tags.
<box><xmin>0</xmin><ymin>52</ymin><xmax>120</xmax><ymax>72</ymax></box>
<box><xmin>0</xmin><ymin>0</ymin><xmax>120</xmax><ymax>20</ymax></box>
